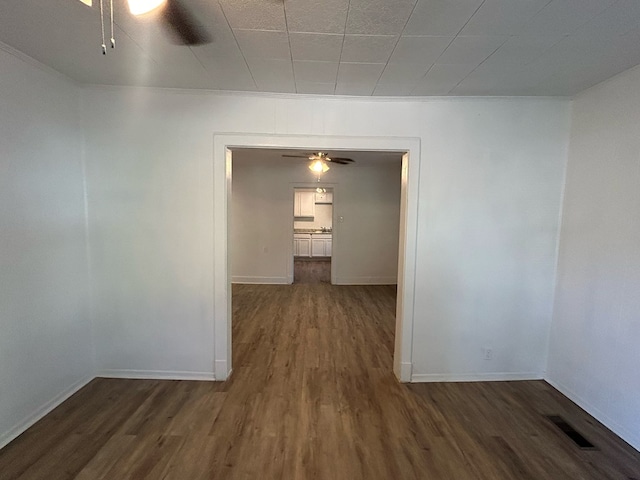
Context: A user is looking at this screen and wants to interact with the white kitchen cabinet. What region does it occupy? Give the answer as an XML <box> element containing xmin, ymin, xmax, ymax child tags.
<box><xmin>295</xmin><ymin>233</ymin><xmax>331</xmax><ymax>257</ymax></box>
<box><xmin>311</xmin><ymin>234</ymin><xmax>332</xmax><ymax>257</ymax></box>
<box><xmin>311</xmin><ymin>238</ymin><xmax>325</xmax><ymax>257</ymax></box>
<box><xmin>314</xmin><ymin>192</ymin><xmax>333</xmax><ymax>204</ymax></box>
<box><xmin>294</xmin><ymin>234</ymin><xmax>311</xmax><ymax>257</ymax></box>
<box><xmin>294</xmin><ymin>191</ymin><xmax>315</xmax><ymax>217</ymax></box>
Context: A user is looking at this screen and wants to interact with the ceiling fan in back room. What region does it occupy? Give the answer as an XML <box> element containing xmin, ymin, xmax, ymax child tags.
<box><xmin>78</xmin><ymin>0</ymin><xmax>211</xmax><ymax>55</ymax></box>
<box><xmin>282</xmin><ymin>152</ymin><xmax>355</xmax><ymax>175</ymax></box>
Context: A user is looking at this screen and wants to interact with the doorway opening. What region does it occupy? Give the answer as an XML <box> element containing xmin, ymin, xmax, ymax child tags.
<box><xmin>293</xmin><ymin>187</ymin><xmax>333</xmax><ymax>284</ymax></box>
<box><xmin>214</xmin><ymin>134</ymin><xmax>420</xmax><ymax>382</ymax></box>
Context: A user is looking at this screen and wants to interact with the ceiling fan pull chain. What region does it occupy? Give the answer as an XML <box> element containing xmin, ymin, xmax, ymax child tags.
<box><xmin>109</xmin><ymin>0</ymin><xmax>115</xmax><ymax>49</ymax></box>
<box><xmin>99</xmin><ymin>0</ymin><xmax>106</xmax><ymax>54</ymax></box>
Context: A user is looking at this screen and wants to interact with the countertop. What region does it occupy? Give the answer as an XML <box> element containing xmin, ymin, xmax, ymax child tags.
<box><xmin>294</xmin><ymin>229</ymin><xmax>332</xmax><ymax>234</ymax></box>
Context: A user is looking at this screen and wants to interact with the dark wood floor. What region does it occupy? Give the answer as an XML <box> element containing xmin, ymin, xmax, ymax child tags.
<box><xmin>1</xmin><ymin>283</ymin><xmax>639</xmax><ymax>479</ymax></box>
<box><xmin>294</xmin><ymin>257</ymin><xmax>331</xmax><ymax>284</ymax></box>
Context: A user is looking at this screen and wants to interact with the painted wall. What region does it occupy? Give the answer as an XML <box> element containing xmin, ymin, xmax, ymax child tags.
<box><xmin>548</xmin><ymin>66</ymin><xmax>640</xmax><ymax>451</ymax></box>
<box><xmin>81</xmin><ymin>87</ymin><xmax>570</xmax><ymax>382</ymax></box>
<box><xmin>0</xmin><ymin>47</ymin><xmax>92</xmax><ymax>448</ymax></box>
<box><xmin>231</xmin><ymin>154</ymin><xmax>401</xmax><ymax>284</ymax></box>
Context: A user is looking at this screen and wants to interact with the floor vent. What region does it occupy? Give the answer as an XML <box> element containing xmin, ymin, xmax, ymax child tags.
<box><xmin>546</xmin><ymin>415</ymin><xmax>596</xmax><ymax>449</ymax></box>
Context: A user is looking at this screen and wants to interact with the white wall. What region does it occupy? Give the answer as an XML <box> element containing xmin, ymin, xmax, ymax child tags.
<box><xmin>548</xmin><ymin>66</ymin><xmax>640</xmax><ymax>451</ymax></box>
<box><xmin>81</xmin><ymin>87</ymin><xmax>570</xmax><ymax>382</ymax></box>
<box><xmin>232</xmin><ymin>153</ymin><xmax>401</xmax><ymax>284</ymax></box>
<box><xmin>0</xmin><ymin>46</ymin><xmax>92</xmax><ymax>448</ymax></box>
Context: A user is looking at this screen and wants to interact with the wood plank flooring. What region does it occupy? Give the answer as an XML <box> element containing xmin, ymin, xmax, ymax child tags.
<box><xmin>293</xmin><ymin>258</ymin><xmax>331</xmax><ymax>284</ymax></box>
<box><xmin>1</xmin><ymin>283</ymin><xmax>639</xmax><ymax>479</ymax></box>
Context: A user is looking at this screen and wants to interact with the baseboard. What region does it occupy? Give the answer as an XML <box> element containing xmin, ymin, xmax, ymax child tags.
<box><xmin>411</xmin><ymin>372</ymin><xmax>543</xmax><ymax>383</ymax></box>
<box><xmin>0</xmin><ymin>374</ymin><xmax>94</xmax><ymax>451</ymax></box>
<box><xmin>333</xmin><ymin>276</ymin><xmax>397</xmax><ymax>285</ymax></box>
<box><xmin>398</xmin><ymin>362</ymin><xmax>413</xmax><ymax>383</ymax></box>
<box><xmin>214</xmin><ymin>360</ymin><xmax>230</xmax><ymax>381</ymax></box>
<box><xmin>232</xmin><ymin>276</ymin><xmax>288</xmax><ymax>285</ymax></box>
<box><xmin>97</xmin><ymin>369</ymin><xmax>215</xmax><ymax>381</ymax></box>
<box><xmin>545</xmin><ymin>378</ymin><xmax>640</xmax><ymax>452</ymax></box>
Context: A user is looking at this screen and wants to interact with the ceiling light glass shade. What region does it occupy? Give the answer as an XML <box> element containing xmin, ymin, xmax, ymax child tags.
<box><xmin>128</xmin><ymin>0</ymin><xmax>166</xmax><ymax>15</ymax></box>
<box><xmin>309</xmin><ymin>159</ymin><xmax>330</xmax><ymax>173</ymax></box>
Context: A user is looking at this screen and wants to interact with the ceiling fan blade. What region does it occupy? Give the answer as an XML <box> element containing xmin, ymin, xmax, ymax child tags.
<box><xmin>282</xmin><ymin>154</ymin><xmax>311</xmax><ymax>158</ymax></box>
<box><xmin>162</xmin><ymin>0</ymin><xmax>212</xmax><ymax>45</ymax></box>
<box><xmin>329</xmin><ymin>157</ymin><xmax>355</xmax><ymax>163</ymax></box>
<box><xmin>330</xmin><ymin>159</ymin><xmax>352</xmax><ymax>165</ymax></box>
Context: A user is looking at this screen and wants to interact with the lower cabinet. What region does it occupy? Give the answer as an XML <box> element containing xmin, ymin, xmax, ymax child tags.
<box><xmin>294</xmin><ymin>233</ymin><xmax>332</xmax><ymax>257</ymax></box>
<box><xmin>294</xmin><ymin>234</ymin><xmax>311</xmax><ymax>257</ymax></box>
<box><xmin>311</xmin><ymin>234</ymin><xmax>332</xmax><ymax>257</ymax></box>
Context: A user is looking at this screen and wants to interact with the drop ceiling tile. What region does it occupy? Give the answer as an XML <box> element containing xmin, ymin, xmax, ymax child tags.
<box><xmin>533</xmin><ymin>63</ymin><xmax>617</xmax><ymax>96</ymax></box>
<box><xmin>293</xmin><ymin>61</ymin><xmax>339</xmax><ymax>83</ymax></box>
<box><xmin>378</xmin><ymin>63</ymin><xmax>430</xmax><ymax>84</ymax></box>
<box><xmin>234</xmin><ymin>30</ymin><xmax>291</xmax><ymax>60</ymax></box>
<box><xmin>388</xmin><ymin>36</ymin><xmax>453</xmax><ymax>65</ymax></box>
<box><xmin>451</xmin><ymin>62</ymin><xmax>548</xmax><ymax>95</ymax></box>
<box><xmin>218</xmin><ymin>0</ymin><xmax>286</xmax><ymax>31</ymax></box>
<box><xmin>337</xmin><ymin>62</ymin><xmax>386</xmax><ymax>84</ymax></box>
<box><xmin>373</xmin><ymin>84</ymin><xmax>416</xmax><ymax>96</ymax></box>
<box><xmin>259</xmin><ymin>80</ymin><xmax>297</xmax><ymax>93</ymax></box>
<box><xmin>404</xmin><ymin>0</ymin><xmax>484</xmax><ymax>36</ymax></box>
<box><xmin>341</xmin><ymin>35</ymin><xmax>397</xmax><ymax>63</ymax></box>
<box><xmin>197</xmin><ymin>56</ymin><xmax>255</xmax><ymax>85</ymax></box>
<box><xmin>296</xmin><ymin>82</ymin><xmax>337</xmax><ymax>94</ymax></box>
<box><xmin>460</xmin><ymin>0</ymin><xmax>551</xmax><ymax>35</ymax></box>
<box><xmin>437</xmin><ymin>35</ymin><xmax>507</xmax><ymax>66</ymax></box>
<box><xmin>290</xmin><ymin>33</ymin><xmax>343</xmax><ymax>62</ymax></box>
<box><xmin>422</xmin><ymin>63</ymin><xmax>476</xmax><ymax>86</ymax></box>
<box><xmin>411</xmin><ymin>83</ymin><xmax>453</xmax><ymax>96</ymax></box>
<box><xmin>345</xmin><ymin>0</ymin><xmax>418</xmax><ymax>35</ymax></box>
<box><xmin>520</xmin><ymin>0</ymin><xmax>616</xmax><ymax>37</ymax></box>
<box><xmin>335</xmin><ymin>83</ymin><xmax>376</xmax><ymax>95</ymax></box>
<box><xmin>412</xmin><ymin>64</ymin><xmax>476</xmax><ymax>95</ymax></box>
<box><xmin>190</xmin><ymin>40</ymin><xmax>245</xmax><ymax>65</ymax></box>
<box><xmin>247</xmin><ymin>58</ymin><xmax>296</xmax><ymax>92</ymax></box>
<box><xmin>285</xmin><ymin>0</ymin><xmax>349</xmax><ymax>34</ymax></box>
<box><xmin>479</xmin><ymin>35</ymin><xmax>562</xmax><ymax>68</ymax></box>
<box><xmin>247</xmin><ymin>58</ymin><xmax>294</xmax><ymax>80</ymax></box>
<box><xmin>570</xmin><ymin>0</ymin><xmax>640</xmax><ymax>38</ymax></box>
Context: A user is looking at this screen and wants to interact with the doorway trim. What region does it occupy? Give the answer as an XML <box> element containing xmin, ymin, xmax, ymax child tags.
<box><xmin>213</xmin><ymin>134</ymin><xmax>421</xmax><ymax>382</ymax></box>
<box><xmin>290</xmin><ymin>184</ymin><xmax>337</xmax><ymax>285</ymax></box>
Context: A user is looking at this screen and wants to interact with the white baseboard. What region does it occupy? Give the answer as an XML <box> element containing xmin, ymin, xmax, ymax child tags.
<box><xmin>398</xmin><ymin>362</ymin><xmax>413</xmax><ymax>383</ymax></box>
<box><xmin>97</xmin><ymin>369</ymin><xmax>215</xmax><ymax>381</ymax></box>
<box><xmin>214</xmin><ymin>360</ymin><xmax>230</xmax><ymax>381</ymax></box>
<box><xmin>0</xmin><ymin>374</ymin><xmax>94</xmax><ymax>451</ymax></box>
<box><xmin>232</xmin><ymin>276</ymin><xmax>288</xmax><ymax>284</ymax></box>
<box><xmin>333</xmin><ymin>276</ymin><xmax>397</xmax><ymax>285</ymax></box>
<box><xmin>411</xmin><ymin>372</ymin><xmax>543</xmax><ymax>383</ymax></box>
<box><xmin>545</xmin><ymin>378</ymin><xmax>640</xmax><ymax>452</ymax></box>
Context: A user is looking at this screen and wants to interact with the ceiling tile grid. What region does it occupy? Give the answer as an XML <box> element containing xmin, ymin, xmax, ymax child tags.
<box><xmin>1</xmin><ymin>0</ymin><xmax>640</xmax><ymax>96</ymax></box>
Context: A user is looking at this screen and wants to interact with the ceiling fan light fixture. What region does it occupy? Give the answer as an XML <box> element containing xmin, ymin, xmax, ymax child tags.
<box><xmin>309</xmin><ymin>159</ymin><xmax>330</xmax><ymax>174</ymax></box>
<box><xmin>128</xmin><ymin>0</ymin><xmax>166</xmax><ymax>15</ymax></box>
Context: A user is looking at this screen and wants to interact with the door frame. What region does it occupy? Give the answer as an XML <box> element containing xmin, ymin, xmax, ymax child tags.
<box><xmin>213</xmin><ymin>133</ymin><xmax>420</xmax><ymax>382</ymax></box>
<box><xmin>290</xmin><ymin>184</ymin><xmax>337</xmax><ymax>285</ymax></box>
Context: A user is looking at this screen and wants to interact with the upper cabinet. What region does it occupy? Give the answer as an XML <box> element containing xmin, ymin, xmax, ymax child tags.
<box><xmin>315</xmin><ymin>192</ymin><xmax>333</xmax><ymax>204</ymax></box>
<box><xmin>294</xmin><ymin>191</ymin><xmax>315</xmax><ymax>217</ymax></box>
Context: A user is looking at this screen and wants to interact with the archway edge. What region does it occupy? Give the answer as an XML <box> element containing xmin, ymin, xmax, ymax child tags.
<box><xmin>213</xmin><ymin>133</ymin><xmax>421</xmax><ymax>382</ymax></box>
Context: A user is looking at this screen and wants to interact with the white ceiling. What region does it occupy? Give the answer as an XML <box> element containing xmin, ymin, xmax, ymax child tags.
<box><xmin>2</xmin><ymin>0</ymin><xmax>640</xmax><ymax>96</ymax></box>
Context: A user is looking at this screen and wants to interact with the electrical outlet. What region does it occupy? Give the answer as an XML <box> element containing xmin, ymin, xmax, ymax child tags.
<box><xmin>483</xmin><ymin>348</ymin><xmax>493</xmax><ymax>360</ymax></box>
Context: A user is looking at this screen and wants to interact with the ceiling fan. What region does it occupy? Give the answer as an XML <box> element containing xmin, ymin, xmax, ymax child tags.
<box><xmin>81</xmin><ymin>0</ymin><xmax>211</xmax><ymax>54</ymax></box>
<box><xmin>282</xmin><ymin>151</ymin><xmax>355</xmax><ymax>174</ymax></box>
<box><xmin>282</xmin><ymin>152</ymin><xmax>355</xmax><ymax>165</ymax></box>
